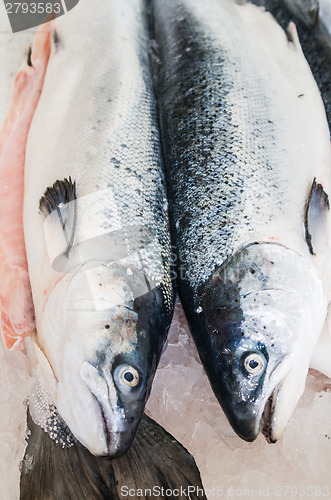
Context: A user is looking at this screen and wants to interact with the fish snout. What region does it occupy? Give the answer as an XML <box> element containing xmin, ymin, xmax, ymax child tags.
<box><xmin>79</xmin><ymin>361</ymin><xmax>138</xmax><ymax>457</ymax></box>
<box><xmin>223</xmin><ymin>401</ymin><xmax>262</xmax><ymax>442</ymax></box>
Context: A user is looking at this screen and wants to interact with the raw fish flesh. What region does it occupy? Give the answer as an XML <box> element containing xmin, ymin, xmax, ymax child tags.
<box><xmin>0</xmin><ymin>24</ymin><xmax>51</xmax><ymax>350</ymax></box>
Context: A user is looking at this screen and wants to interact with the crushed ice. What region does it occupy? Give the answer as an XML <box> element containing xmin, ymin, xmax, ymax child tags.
<box><xmin>0</xmin><ymin>301</ymin><xmax>330</xmax><ymax>499</ymax></box>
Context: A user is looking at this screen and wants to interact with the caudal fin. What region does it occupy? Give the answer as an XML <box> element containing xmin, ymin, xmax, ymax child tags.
<box><xmin>20</xmin><ymin>412</ymin><xmax>206</xmax><ymax>500</ymax></box>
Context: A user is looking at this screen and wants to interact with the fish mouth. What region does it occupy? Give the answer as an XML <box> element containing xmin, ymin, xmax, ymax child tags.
<box><xmin>227</xmin><ymin>357</ymin><xmax>291</xmax><ymax>442</ymax></box>
<box><xmin>261</xmin><ymin>386</ymin><xmax>280</xmax><ymax>444</ymax></box>
<box><xmin>78</xmin><ymin>360</ymin><xmax>139</xmax><ymax>457</ymax></box>
<box><xmin>223</xmin><ymin>386</ymin><xmax>280</xmax><ymax>443</ymax></box>
<box><xmin>260</xmin><ymin>353</ymin><xmax>296</xmax><ymax>443</ymax></box>
<box><xmin>97</xmin><ymin>400</ymin><xmax>135</xmax><ymax>458</ymax></box>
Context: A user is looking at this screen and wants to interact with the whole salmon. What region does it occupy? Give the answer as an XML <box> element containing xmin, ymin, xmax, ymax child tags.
<box><xmin>23</xmin><ymin>0</ymin><xmax>174</xmax><ymax>457</ymax></box>
<box><xmin>151</xmin><ymin>0</ymin><xmax>331</xmax><ymax>442</ymax></box>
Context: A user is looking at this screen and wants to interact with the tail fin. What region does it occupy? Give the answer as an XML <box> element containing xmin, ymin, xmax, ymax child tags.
<box><xmin>20</xmin><ymin>412</ymin><xmax>206</xmax><ymax>499</ymax></box>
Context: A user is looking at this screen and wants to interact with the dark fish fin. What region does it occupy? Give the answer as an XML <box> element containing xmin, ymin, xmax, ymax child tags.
<box><xmin>39</xmin><ymin>177</ymin><xmax>76</xmax><ymax>218</ymax></box>
<box><xmin>26</xmin><ymin>46</ymin><xmax>32</xmax><ymax>67</ymax></box>
<box><xmin>20</xmin><ymin>411</ymin><xmax>121</xmax><ymax>500</ymax></box>
<box><xmin>20</xmin><ymin>413</ymin><xmax>119</xmax><ymax>500</ymax></box>
<box><xmin>52</xmin><ymin>28</ymin><xmax>61</xmax><ymax>50</ymax></box>
<box><xmin>304</xmin><ymin>178</ymin><xmax>330</xmax><ymax>255</ymax></box>
<box><xmin>39</xmin><ymin>178</ymin><xmax>77</xmax><ymax>258</ymax></box>
<box><xmin>112</xmin><ymin>414</ymin><xmax>206</xmax><ymax>499</ymax></box>
<box><xmin>20</xmin><ymin>412</ymin><xmax>206</xmax><ymax>500</ymax></box>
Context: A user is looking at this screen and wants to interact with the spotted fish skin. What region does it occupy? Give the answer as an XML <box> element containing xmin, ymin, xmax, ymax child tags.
<box><xmin>151</xmin><ymin>0</ymin><xmax>331</xmax><ymax>442</ymax></box>
<box><xmin>23</xmin><ymin>0</ymin><xmax>174</xmax><ymax>457</ymax></box>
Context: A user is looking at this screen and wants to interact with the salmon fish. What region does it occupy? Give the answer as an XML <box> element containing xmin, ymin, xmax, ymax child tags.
<box><xmin>22</xmin><ymin>0</ymin><xmax>174</xmax><ymax>457</ymax></box>
<box><xmin>151</xmin><ymin>0</ymin><xmax>331</xmax><ymax>442</ymax></box>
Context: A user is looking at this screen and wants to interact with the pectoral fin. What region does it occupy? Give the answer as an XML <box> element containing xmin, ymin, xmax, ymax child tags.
<box><xmin>40</xmin><ymin>177</ymin><xmax>77</xmax><ymax>268</ymax></box>
<box><xmin>304</xmin><ymin>178</ymin><xmax>330</xmax><ymax>255</ymax></box>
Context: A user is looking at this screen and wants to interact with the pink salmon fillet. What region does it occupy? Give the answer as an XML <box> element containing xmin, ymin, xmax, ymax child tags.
<box><xmin>0</xmin><ymin>24</ymin><xmax>51</xmax><ymax>350</ymax></box>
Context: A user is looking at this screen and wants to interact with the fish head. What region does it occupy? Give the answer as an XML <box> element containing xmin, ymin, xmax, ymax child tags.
<box><xmin>38</xmin><ymin>261</ymin><xmax>171</xmax><ymax>456</ymax></box>
<box><xmin>198</xmin><ymin>243</ymin><xmax>326</xmax><ymax>442</ymax></box>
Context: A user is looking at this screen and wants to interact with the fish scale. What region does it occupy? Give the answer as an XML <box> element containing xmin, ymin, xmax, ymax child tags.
<box><xmin>24</xmin><ymin>0</ymin><xmax>173</xmax><ymax>311</ymax></box>
<box><xmin>152</xmin><ymin>0</ymin><xmax>331</xmax><ymax>442</ymax></box>
<box><xmin>153</xmin><ymin>0</ymin><xmax>324</xmax><ymax>290</ymax></box>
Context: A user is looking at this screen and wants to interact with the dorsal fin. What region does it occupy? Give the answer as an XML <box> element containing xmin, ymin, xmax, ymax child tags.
<box><xmin>39</xmin><ymin>178</ymin><xmax>77</xmax><ymax>259</ymax></box>
<box><xmin>304</xmin><ymin>178</ymin><xmax>329</xmax><ymax>255</ymax></box>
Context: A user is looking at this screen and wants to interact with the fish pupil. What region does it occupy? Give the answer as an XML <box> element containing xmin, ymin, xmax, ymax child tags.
<box><xmin>124</xmin><ymin>372</ymin><xmax>134</xmax><ymax>382</ymax></box>
<box><xmin>249</xmin><ymin>360</ymin><xmax>259</xmax><ymax>369</ymax></box>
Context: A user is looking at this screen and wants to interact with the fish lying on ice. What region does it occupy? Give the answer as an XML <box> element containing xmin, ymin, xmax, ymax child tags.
<box><xmin>151</xmin><ymin>0</ymin><xmax>331</xmax><ymax>442</ymax></box>
<box><xmin>20</xmin><ymin>0</ymin><xmax>174</xmax><ymax>458</ymax></box>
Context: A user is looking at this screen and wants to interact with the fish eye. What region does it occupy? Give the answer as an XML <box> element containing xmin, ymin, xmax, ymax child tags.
<box><xmin>114</xmin><ymin>364</ymin><xmax>140</xmax><ymax>388</ymax></box>
<box><xmin>242</xmin><ymin>352</ymin><xmax>265</xmax><ymax>376</ymax></box>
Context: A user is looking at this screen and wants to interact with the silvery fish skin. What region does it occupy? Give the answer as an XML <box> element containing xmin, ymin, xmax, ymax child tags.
<box><xmin>23</xmin><ymin>0</ymin><xmax>174</xmax><ymax>457</ymax></box>
<box><xmin>250</xmin><ymin>0</ymin><xmax>331</xmax><ymax>132</ymax></box>
<box><xmin>152</xmin><ymin>0</ymin><xmax>331</xmax><ymax>442</ymax></box>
